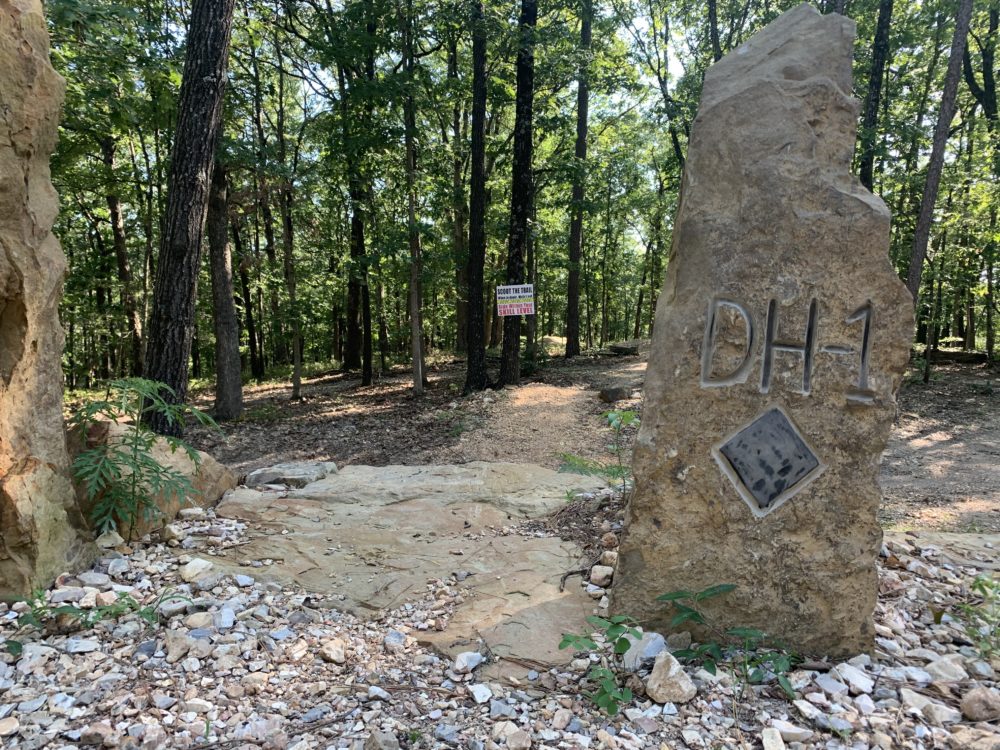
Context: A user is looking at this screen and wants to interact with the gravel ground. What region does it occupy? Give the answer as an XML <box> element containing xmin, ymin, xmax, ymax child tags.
<box><xmin>1</xmin><ymin>487</ymin><xmax>998</xmax><ymax>750</ymax></box>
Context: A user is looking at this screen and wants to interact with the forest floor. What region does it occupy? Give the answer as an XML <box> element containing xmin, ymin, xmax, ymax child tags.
<box><xmin>188</xmin><ymin>342</ymin><xmax>1000</xmax><ymax>533</ymax></box>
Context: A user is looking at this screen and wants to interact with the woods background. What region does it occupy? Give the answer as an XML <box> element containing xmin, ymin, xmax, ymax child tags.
<box><xmin>49</xmin><ymin>0</ymin><xmax>999</xmax><ymax>417</ymax></box>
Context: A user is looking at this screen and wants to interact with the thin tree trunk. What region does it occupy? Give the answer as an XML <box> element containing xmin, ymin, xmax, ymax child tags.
<box><xmin>232</xmin><ymin>218</ymin><xmax>264</xmax><ymax>381</ymax></box>
<box><xmin>143</xmin><ymin>0</ymin><xmax>235</xmax><ymax>435</ymax></box>
<box><xmin>464</xmin><ymin>0</ymin><xmax>490</xmax><ymax>393</ymax></box>
<box><xmin>207</xmin><ymin>164</ymin><xmax>243</xmax><ymax>420</ymax></box>
<box><xmin>858</xmin><ymin>0</ymin><xmax>893</xmax><ymax>191</ymax></box>
<box><xmin>905</xmin><ymin>0</ymin><xmax>974</xmax><ymax>305</ymax></box>
<box><xmin>565</xmin><ymin>0</ymin><xmax>591</xmax><ymax>358</ymax></box>
<box><xmin>274</xmin><ymin>36</ymin><xmax>303</xmax><ymax>399</ymax></box>
<box><xmin>525</xmin><ymin>198</ymin><xmax>538</xmax><ymax>364</ymax></box>
<box><xmin>449</xmin><ymin>38</ymin><xmax>470</xmax><ymax>354</ymax></box>
<box><xmin>498</xmin><ymin>0</ymin><xmax>537</xmax><ymax>386</ymax></box>
<box><xmin>101</xmin><ymin>138</ymin><xmax>144</xmax><ymax>377</ymax></box>
<box><xmin>404</xmin><ymin>0</ymin><xmax>425</xmax><ymax>395</ymax></box>
<box><xmin>988</xmin><ymin>209</ymin><xmax>997</xmax><ymax>362</ymax></box>
<box><xmin>707</xmin><ymin>0</ymin><xmax>723</xmax><ymax>61</ymax></box>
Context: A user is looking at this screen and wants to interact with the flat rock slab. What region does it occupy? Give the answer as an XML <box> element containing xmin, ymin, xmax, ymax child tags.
<box><xmin>245</xmin><ymin>461</ymin><xmax>339</xmax><ymax>488</ymax></box>
<box><xmin>886</xmin><ymin>531</ymin><xmax>1000</xmax><ymax>571</ymax></box>
<box><xmin>214</xmin><ymin>463</ymin><xmax>605</xmax><ymax>673</ymax></box>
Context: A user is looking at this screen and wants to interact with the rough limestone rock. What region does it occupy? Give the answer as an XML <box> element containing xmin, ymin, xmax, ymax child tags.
<box><xmin>644</xmin><ymin>651</ymin><xmax>697</xmax><ymax>704</ymax></box>
<box><xmin>0</xmin><ymin>1</ymin><xmax>95</xmax><ymax>595</ymax></box>
<box><xmin>71</xmin><ymin>421</ymin><xmax>236</xmax><ymax>539</ymax></box>
<box><xmin>245</xmin><ymin>461</ymin><xmax>338</xmax><ymax>488</ymax></box>
<box><xmin>612</xmin><ymin>4</ymin><xmax>912</xmax><ymax>656</ymax></box>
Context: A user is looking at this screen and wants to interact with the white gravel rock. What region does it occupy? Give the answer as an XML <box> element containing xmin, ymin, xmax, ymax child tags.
<box><xmin>178</xmin><ymin>557</ymin><xmax>214</xmax><ymax>582</ymax></box>
<box><xmin>645</xmin><ymin>651</ymin><xmax>696</xmax><ymax>704</ymax></box>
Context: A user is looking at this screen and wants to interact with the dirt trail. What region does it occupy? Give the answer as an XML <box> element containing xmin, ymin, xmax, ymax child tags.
<box><xmin>189</xmin><ymin>350</ymin><xmax>1000</xmax><ymax>532</ymax></box>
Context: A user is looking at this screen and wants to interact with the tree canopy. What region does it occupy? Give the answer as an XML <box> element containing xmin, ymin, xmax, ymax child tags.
<box><xmin>49</xmin><ymin>0</ymin><xmax>999</xmax><ymax>414</ymax></box>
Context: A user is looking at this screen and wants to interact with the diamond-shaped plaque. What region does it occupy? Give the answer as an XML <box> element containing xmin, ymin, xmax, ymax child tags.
<box><xmin>712</xmin><ymin>407</ymin><xmax>824</xmax><ymax>517</ymax></box>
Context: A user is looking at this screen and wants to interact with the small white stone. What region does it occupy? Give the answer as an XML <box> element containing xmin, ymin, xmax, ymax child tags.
<box><xmin>468</xmin><ymin>683</ymin><xmax>492</xmax><ymax>704</ymax></box>
<box><xmin>507</xmin><ymin>729</ymin><xmax>531</xmax><ymax>750</ymax></box>
<box><xmin>924</xmin><ymin>654</ymin><xmax>968</xmax><ymax>682</ymax></box>
<box><xmin>589</xmin><ymin>565</ymin><xmax>614</xmax><ymax>587</ymax></box>
<box><xmin>96</xmin><ymin>530</ymin><xmax>125</xmax><ymax>548</ymax></box>
<box><xmin>179</xmin><ymin>558</ymin><xmax>214</xmax><ymax>582</ymax></box>
<box><xmin>645</xmin><ymin>651</ymin><xmax>696</xmax><ymax>704</ymax></box>
<box><xmin>320</xmin><ymin>638</ymin><xmax>347</xmax><ymax>664</ymax></box>
<box><xmin>921</xmin><ymin>701</ymin><xmax>962</xmax><ymax>725</ymax></box>
<box><xmin>761</xmin><ymin>727</ymin><xmax>785</xmax><ymax>750</ymax></box>
<box><xmin>832</xmin><ymin>663</ymin><xmax>873</xmax><ymax>694</ymax></box>
<box><xmin>770</xmin><ymin>719</ymin><xmax>812</xmax><ymax>743</ymax></box>
<box><xmin>0</xmin><ymin>717</ymin><xmax>19</xmax><ymax>737</ymax></box>
<box><xmin>453</xmin><ymin>651</ymin><xmax>483</xmax><ymax>674</ymax></box>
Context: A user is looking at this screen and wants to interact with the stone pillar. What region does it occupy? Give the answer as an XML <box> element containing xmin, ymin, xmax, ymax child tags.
<box><xmin>612</xmin><ymin>4</ymin><xmax>913</xmax><ymax>657</ymax></box>
<box><xmin>0</xmin><ymin>1</ymin><xmax>94</xmax><ymax>595</ymax></box>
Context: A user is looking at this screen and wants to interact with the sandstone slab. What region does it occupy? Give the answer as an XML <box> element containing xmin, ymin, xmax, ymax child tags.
<box><xmin>214</xmin><ymin>462</ymin><xmax>605</xmax><ymax>675</ymax></box>
<box><xmin>612</xmin><ymin>4</ymin><xmax>912</xmax><ymax>656</ymax></box>
<box><xmin>245</xmin><ymin>461</ymin><xmax>338</xmax><ymax>488</ymax></box>
<box><xmin>0</xmin><ymin>0</ymin><xmax>96</xmax><ymax>596</ymax></box>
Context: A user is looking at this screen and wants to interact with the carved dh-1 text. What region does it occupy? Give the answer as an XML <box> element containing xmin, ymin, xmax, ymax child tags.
<box><xmin>700</xmin><ymin>297</ymin><xmax>876</xmax><ymax>405</ymax></box>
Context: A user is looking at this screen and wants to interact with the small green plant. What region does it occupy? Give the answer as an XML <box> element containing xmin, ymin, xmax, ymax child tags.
<box><xmin>658</xmin><ymin>584</ymin><xmax>799</xmax><ymax>699</ymax></box>
<box><xmin>558</xmin><ymin>452</ymin><xmax>627</xmax><ymax>480</ymax></box>
<box><xmin>957</xmin><ymin>575</ymin><xmax>1000</xmax><ymax>659</ymax></box>
<box><xmin>560</xmin><ymin>614</ymin><xmax>642</xmax><ymax>715</ymax></box>
<box><xmin>604</xmin><ymin>409</ymin><xmax>638</xmax><ymax>496</ymax></box>
<box><xmin>2</xmin><ymin>586</ymin><xmax>193</xmax><ymax>656</ymax></box>
<box><xmin>70</xmin><ymin>378</ymin><xmax>217</xmax><ymax>541</ymax></box>
<box><xmin>3</xmin><ymin>589</ymin><xmax>140</xmax><ymax>655</ymax></box>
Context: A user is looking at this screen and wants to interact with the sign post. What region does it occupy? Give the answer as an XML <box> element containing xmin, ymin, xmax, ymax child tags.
<box><xmin>496</xmin><ymin>284</ymin><xmax>535</xmax><ymax>316</ymax></box>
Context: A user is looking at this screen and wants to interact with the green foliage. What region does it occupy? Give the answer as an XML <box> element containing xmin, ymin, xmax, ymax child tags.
<box><xmin>558</xmin><ymin>409</ymin><xmax>639</xmax><ymax>497</ymax></box>
<box><xmin>2</xmin><ymin>587</ymin><xmax>182</xmax><ymax>656</ymax></box>
<box><xmin>557</xmin><ymin>452</ymin><xmax>627</xmax><ymax>480</ymax></box>
<box><xmin>956</xmin><ymin>575</ymin><xmax>1000</xmax><ymax>659</ymax></box>
<box><xmin>70</xmin><ymin>378</ymin><xmax>216</xmax><ymax>541</ymax></box>
<box><xmin>659</xmin><ymin>585</ymin><xmax>799</xmax><ymax>700</ymax></box>
<box><xmin>560</xmin><ymin>614</ymin><xmax>641</xmax><ymax>715</ymax></box>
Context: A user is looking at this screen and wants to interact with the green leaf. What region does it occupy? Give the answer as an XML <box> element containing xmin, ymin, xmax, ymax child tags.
<box><xmin>727</xmin><ymin>626</ymin><xmax>765</xmax><ymax>641</ymax></box>
<box><xmin>694</xmin><ymin>583</ymin><xmax>737</xmax><ymax>601</ymax></box>
<box><xmin>777</xmin><ymin>674</ymin><xmax>796</xmax><ymax>699</ymax></box>
<box><xmin>655</xmin><ymin>590</ymin><xmax>694</xmax><ymax>602</ymax></box>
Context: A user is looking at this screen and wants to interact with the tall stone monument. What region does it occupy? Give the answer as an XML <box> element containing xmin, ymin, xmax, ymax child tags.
<box><xmin>0</xmin><ymin>1</ymin><xmax>94</xmax><ymax>595</ymax></box>
<box><xmin>612</xmin><ymin>4</ymin><xmax>913</xmax><ymax>656</ymax></box>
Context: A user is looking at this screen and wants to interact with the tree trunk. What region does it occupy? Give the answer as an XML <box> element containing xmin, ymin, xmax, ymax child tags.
<box><xmin>987</xmin><ymin>209</ymin><xmax>997</xmax><ymax>362</ymax></box>
<box><xmin>565</xmin><ymin>0</ymin><xmax>591</xmax><ymax>358</ymax></box>
<box><xmin>101</xmin><ymin>138</ymin><xmax>144</xmax><ymax>376</ymax></box>
<box><xmin>207</xmin><ymin>164</ymin><xmax>243</xmax><ymax>420</ymax></box>
<box><xmin>143</xmin><ymin>0</ymin><xmax>235</xmax><ymax>435</ymax></box>
<box><xmin>404</xmin><ymin>0</ymin><xmax>425</xmax><ymax>395</ymax></box>
<box><xmin>858</xmin><ymin>0</ymin><xmax>893</xmax><ymax>191</ymax></box>
<box><xmin>464</xmin><ymin>0</ymin><xmax>490</xmax><ymax>393</ymax></box>
<box><xmin>274</xmin><ymin>36</ymin><xmax>303</xmax><ymax>399</ymax></box>
<box><xmin>498</xmin><ymin>0</ymin><xmax>537</xmax><ymax>386</ymax></box>
<box><xmin>525</xmin><ymin>199</ymin><xmax>538</xmax><ymax>364</ymax></box>
<box><xmin>905</xmin><ymin>0</ymin><xmax>974</xmax><ymax>305</ymax></box>
<box><xmin>449</xmin><ymin>38</ymin><xmax>470</xmax><ymax>354</ymax></box>
<box><xmin>707</xmin><ymin>0</ymin><xmax>723</xmax><ymax>62</ymax></box>
<box><xmin>232</xmin><ymin>218</ymin><xmax>264</xmax><ymax>381</ymax></box>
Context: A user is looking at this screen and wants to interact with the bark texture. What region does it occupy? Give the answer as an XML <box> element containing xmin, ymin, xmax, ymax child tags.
<box><xmin>144</xmin><ymin>0</ymin><xmax>236</xmax><ymax>435</ymax></box>
<box><xmin>207</xmin><ymin>165</ymin><xmax>243</xmax><ymax>420</ymax></box>
<box><xmin>498</xmin><ymin>0</ymin><xmax>537</xmax><ymax>386</ymax></box>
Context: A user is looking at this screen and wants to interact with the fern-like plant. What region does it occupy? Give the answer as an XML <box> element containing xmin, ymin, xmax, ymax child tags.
<box><xmin>70</xmin><ymin>378</ymin><xmax>217</xmax><ymax>541</ymax></box>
